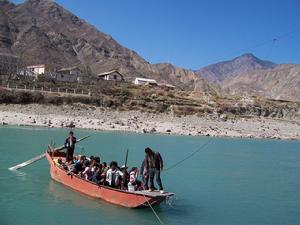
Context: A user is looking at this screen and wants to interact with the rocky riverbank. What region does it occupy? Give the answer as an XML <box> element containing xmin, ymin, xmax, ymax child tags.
<box><xmin>0</xmin><ymin>104</ymin><xmax>299</xmax><ymax>140</ymax></box>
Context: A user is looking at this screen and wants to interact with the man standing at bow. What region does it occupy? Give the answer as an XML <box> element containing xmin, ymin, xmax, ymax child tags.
<box><xmin>144</xmin><ymin>147</ymin><xmax>164</xmax><ymax>193</ymax></box>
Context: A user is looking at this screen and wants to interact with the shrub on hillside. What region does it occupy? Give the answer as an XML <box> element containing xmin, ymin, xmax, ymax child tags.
<box><xmin>0</xmin><ymin>90</ymin><xmax>44</xmax><ymax>104</ymax></box>
<box><xmin>0</xmin><ymin>89</ymin><xmax>14</xmax><ymax>103</ymax></box>
<box><xmin>45</xmin><ymin>96</ymin><xmax>63</xmax><ymax>105</ymax></box>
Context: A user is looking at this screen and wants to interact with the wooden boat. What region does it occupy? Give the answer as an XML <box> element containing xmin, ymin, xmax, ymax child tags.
<box><xmin>46</xmin><ymin>150</ymin><xmax>174</xmax><ymax>208</ymax></box>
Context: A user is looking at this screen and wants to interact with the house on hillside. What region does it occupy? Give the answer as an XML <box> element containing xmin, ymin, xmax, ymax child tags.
<box><xmin>55</xmin><ymin>66</ymin><xmax>82</xmax><ymax>82</ymax></box>
<box><xmin>134</xmin><ymin>77</ymin><xmax>157</xmax><ymax>86</ymax></box>
<box><xmin>26</xmin><ymin>64</ymin><xmax>46</xmax><ymax>78</ymax></box>
<box><xmin>18</xmin><ymin>69</ymin><xmax>35</xmax><ymax>78</ymax></box>
<box><xmin>97</xmin><ymin>70</ymin><xmax>125</xmax><ymax>82</ymax></box>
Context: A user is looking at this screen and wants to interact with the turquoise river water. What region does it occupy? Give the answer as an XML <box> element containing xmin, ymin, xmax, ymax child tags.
<box><xmin>0</xmin><ymin>126</ymin><xmax>300</xmax><ymax>225</ymax></box>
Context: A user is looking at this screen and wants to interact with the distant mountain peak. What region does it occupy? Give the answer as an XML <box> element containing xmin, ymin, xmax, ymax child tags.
<box><xmin>25</xmin><ymin>0</ymin><xmax>54</xmax><ymax>4</ymax></box>
<box><xmin>238</xmin><ymin>53</ymin><xmax>256</xmax><ymax>58</ymax></box>
<box><xmin>196</xmin><ymin>53</ymin><xmax>276</xmax><ymax>83</ymax></box>
<box><xmin>233</xmin><ymin>53</ymin><xmax>275</xmax><ymax>66</ymax></box>
<box><xmin>234</xmin><ymin>53</ymin><xmax>262</xmax><ymax>62</ymax></box>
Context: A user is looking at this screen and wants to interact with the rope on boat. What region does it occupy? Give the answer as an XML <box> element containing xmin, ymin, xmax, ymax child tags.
<box><xmin>143</xmin><ymin>195</ymin><xmax>166</xmax><ymax>225</ymax></box>
<box><xmin>164</xmin><ymin>138</ymin><xmax>212</xmax><ymax>172</ymax></box>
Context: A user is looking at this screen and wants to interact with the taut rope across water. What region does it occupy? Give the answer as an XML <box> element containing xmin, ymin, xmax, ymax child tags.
<box><xmin>146</xmin><ymin>138</ymin><xmax>213</xmax><ymax>225</ymax></box>
<box><xmin>164</xmin><ymin>138</ymin><xmax>213</xmax><ymax>172</ymax></box>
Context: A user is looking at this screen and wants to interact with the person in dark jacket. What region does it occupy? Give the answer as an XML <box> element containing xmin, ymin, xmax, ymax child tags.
<box><xmin>120</xmin><ymin>165</ymin><xmax>129</xmax><ymax>190</ymax></box>
<box><xmin>140</xmin><ymin>158</ymin><xmax>149</xmax><ymax>190</ymax></box>
<box><xmin>144</xmin><ymin>147</ymin><xmax>164</xmax><ymax>192</ymax></box>
<box><xmin>64</xmin><ymin>131</ymin><xmax>77</xmax><ymax>162</ymax></box>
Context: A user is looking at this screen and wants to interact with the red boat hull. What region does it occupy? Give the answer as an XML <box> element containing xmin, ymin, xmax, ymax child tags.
<box><xmin>46</xmin><ymin>152</ymin><xmax>172</xmax><ymax>208</ymax></box>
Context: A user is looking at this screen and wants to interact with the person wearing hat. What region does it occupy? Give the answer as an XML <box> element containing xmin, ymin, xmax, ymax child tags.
<box><xmin>64</xmin><ymin>131</ymin><xmax>77</xmax><ymax>162</ymax></box>
<box><xmin>144</xmin><ymin>147</ymin><xmax>164</xmax><ymax>193</ymax></box>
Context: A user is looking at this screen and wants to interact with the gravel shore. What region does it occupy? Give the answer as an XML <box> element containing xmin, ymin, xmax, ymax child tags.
<box><xmin>0</xmin><ymin>104</ymin><xmax>299</xmax><ymax>140</ymax></box>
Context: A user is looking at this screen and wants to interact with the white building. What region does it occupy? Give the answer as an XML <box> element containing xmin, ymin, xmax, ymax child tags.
<box><xmin>26</xmin><ymin>64</ymin><xmax>46</xmax><ymax>77</ymax></box>
<box><xmin>134</xmin><ymin>77</ymin><xmax>157</xmax><ymax>85</ymax></box>
<box><xmin>97</xmin><ymin>70</ymin><xmax>124</xmax><ymax>82</ymax></box>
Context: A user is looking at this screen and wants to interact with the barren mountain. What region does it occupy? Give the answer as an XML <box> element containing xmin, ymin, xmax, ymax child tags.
<box><xmin>1</xmin><ymin>0</ymin><xmax>299</xmax><ymax>101</ymax></box>
<box><xmin>0</xmin><ymin>0</ymin><xmax>213</xmax><ymax>91</ymax></box>
<box><xmin>196</xmin><ymin>53</ymin><xmax>300</xmax><ymax>101</ymax></box>
<box><xmin>196</xmin><ymin>53</ymin><xmax>276</xmax><ymax>84</ymax></box>
<box><xmin>0</xmin><ymin>3</ymin><xmax>14</xmax><ymax>54</ymax></box>
<box><xmin>222</xmin><ymin>64</ymin><xmax>300</xmax><ymax>101</ymax></box>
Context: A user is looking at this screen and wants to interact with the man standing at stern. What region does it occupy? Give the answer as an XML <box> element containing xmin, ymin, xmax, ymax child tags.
<box><xmin>144</xmin><ymin>147</ymin><xmax>164</xmax><ymax>193</ymax></box>
<box><xmin>64</xmin><ymin>131</ymin><xmax>77</xmax><ymax>162</ymax></box>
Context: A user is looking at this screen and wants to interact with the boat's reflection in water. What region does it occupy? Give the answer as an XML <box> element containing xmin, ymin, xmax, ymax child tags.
<box><xmin>46</xmin><ymin>179</ymin><xmax>162</xmax><ymax>222</ymax></box>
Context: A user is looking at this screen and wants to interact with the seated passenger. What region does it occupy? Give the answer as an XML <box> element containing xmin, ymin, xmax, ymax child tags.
<box><xmin>73</xmin><ymin>155</ymin><xmax>81</xmax><ymax>163</ymax></box>
<box><xmin>105</xmin><ymin>161</ymin><xmax>123</xmax><ymax>188</ymax></box>
<box><xmin>72</xmin><ymin>155</ymin><xmax>85</xmax><ymax>174</ymax></box>
<box><xmin>89</xmin><ymin>155</ymin><xmax>94</xmax><ymax>162</ymax></box>
<box><xmin>120</xmin><ymin>165</ymin><xmax>129</xmax><ymax>190</ymax></box>
<box><xmin>54</xmin><ymin>157</ymin><xmax>68</xmax><ymax>170</ymax></box>
<box><xmin>82</xmin><ymin>160</ymin><xmax>93</xmax><ymax>180</ymax></box>
<box><xmin>90</xmin><ymin>156</ymin><xmax>101</xmax><ymax>175</ymax></box>
<box><xmin>94</xmin><ymin>156</ymin><xmax>101</xmax><ymax>165</ymax></box>
<box><xmin>128</xmin><ymin>167</ymin><xmax>142</xmax><ymax>191</ymax></box>
<box><xmin>101</xmin><ymin>162</ymin><xmax>109</xmax><ymax>178</ymax></box>
<box><xmin>54</xmin><ymin>157</ymin><xmax>62</xmax><ymax>165</ymax></box>
<box><xmin>91</xmin><ymin>164</ymin><xmax>103</xmax><ymax>184</ymax></box>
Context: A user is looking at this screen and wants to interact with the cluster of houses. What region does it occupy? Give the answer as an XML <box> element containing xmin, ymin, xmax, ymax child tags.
<box><xmin>20</xmin><ymin>64</ymin><xmax>175</xmax><ymax>88</ymax></box>
<box><xmin>97</xmin><ymin>70</ymin><xmax>175</xmax><ymax>88</ymax></box>
<box><xmin>21</xmin><ymin>64</ymin><xmax>84</xmax><ymax>83</ymax></box>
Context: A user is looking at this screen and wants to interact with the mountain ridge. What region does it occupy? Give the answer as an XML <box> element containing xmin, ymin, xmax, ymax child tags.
<box><xmin>221</xmin><ymin>63</ymin><xmax>300</xmax><ymax>101</ymax></box>
<box><xmin>195</xmin><ymin>53</ymin><xmax>300</xmax><ymax>101</ymax></box>
<box><xmin>0</xmin><ymin>0</ymin><xmax>299</xmax><ymax>101</ymax></box>
<box><xmin>0</xmin><ymin>0</ymin><xmax>214</xmax><ymax>92</ymax></box>
<box><xmin>196</xmin><ymin>53</ymin><xmax>276</xmax><ymax>84</ymax></box>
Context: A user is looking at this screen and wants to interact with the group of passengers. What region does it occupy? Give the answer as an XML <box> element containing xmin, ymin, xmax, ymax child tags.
<box><xmin>57</xmin><ymin>131</ymin><xmax>164</xmax><ymax>193</ymax></box>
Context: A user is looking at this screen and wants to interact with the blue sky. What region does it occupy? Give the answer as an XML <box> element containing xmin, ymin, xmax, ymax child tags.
<box><xmin>12</xmin><ymin>0</ymin><xmax>300</xmax><ymax>69</ymax></box>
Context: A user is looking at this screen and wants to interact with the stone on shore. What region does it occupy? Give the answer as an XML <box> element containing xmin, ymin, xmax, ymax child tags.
<box><xmin>0</xmin><ymin>103</ymin><xmax>299</xmax><ymax>140</ymax></box>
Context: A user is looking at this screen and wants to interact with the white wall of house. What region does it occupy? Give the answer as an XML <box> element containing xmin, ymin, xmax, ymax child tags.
<box><xmin>134</xmin><ymin>77</ymin><xmax>157</xmax><ymax>85</ymax></box>
<box><xmin>26</xmin><ymin>65</ymin><xmax>45</xmax><ymax>77</ymax></box>
<box><xmin>36</xmin><ymin>67</ymin><xmax>45</xmax><ymax>74</ymax></box>
<box><xmin>103</xmin><ymin>74</ymin><xmax>123</xmax><ymax>81</ymax></box>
